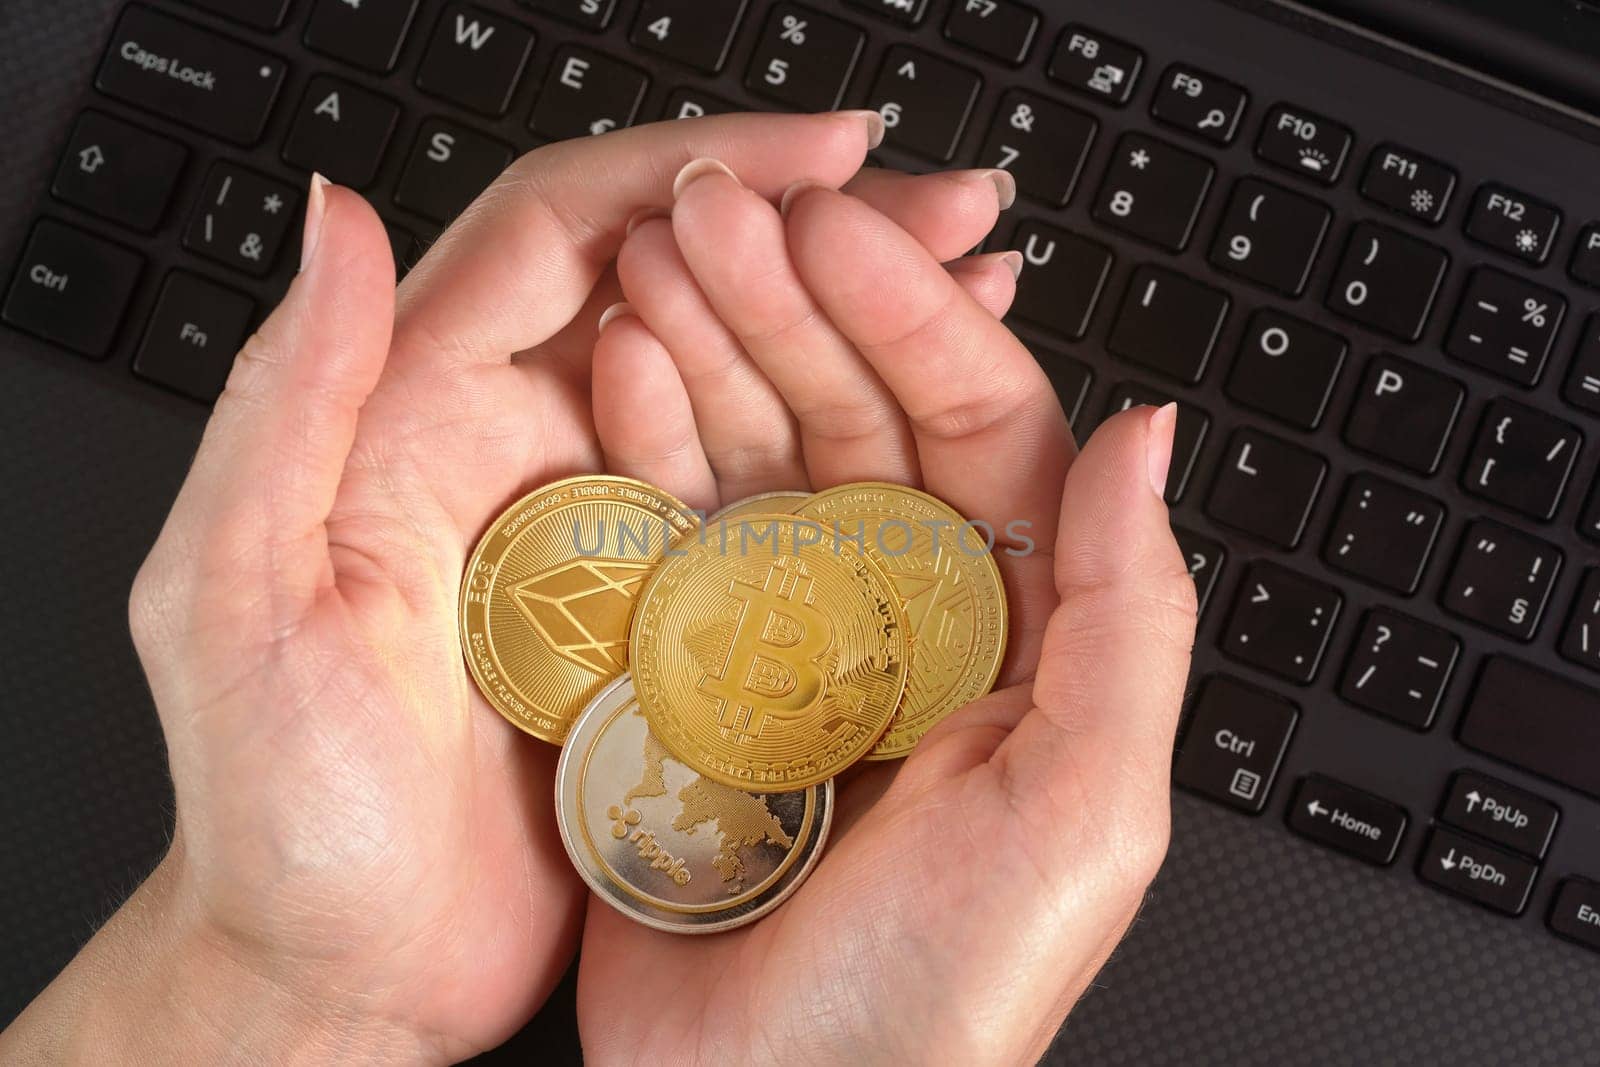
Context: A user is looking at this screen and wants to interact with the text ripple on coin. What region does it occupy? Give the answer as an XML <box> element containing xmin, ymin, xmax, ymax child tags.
<box><xmin>631</xmin><ymin>514</ymin><xmax>911</xmax><ymax>791</ymax></box>
<box><xmin>798</xmin><ymin>483</ymin><xmax>1007</xmax><ymax>759</ymax></box>
<box><xmin>459</xmin><ymin>475</ymin><xmax>697</xmax><ymax>745</ymax></box>
<box><xmin>555</xmin><ymin>674</ymin><xmax>832</xmax><ymax>934</ymax></box>
<box><xmin>708</xmin><ymin>490</ymin><xmax>810</xmax><ymax>522</ymax></box>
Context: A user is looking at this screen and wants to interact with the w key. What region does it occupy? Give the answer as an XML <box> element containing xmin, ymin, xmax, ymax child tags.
<box><xmin>1208</xmin><ymin>178</ymin><xmax>1330</xmax><ymax>296</ymax></box>
<box><xmin>1326</xmin><ymin>221</ymin><xmax>1449</xmax><ymax>341</ymax></box>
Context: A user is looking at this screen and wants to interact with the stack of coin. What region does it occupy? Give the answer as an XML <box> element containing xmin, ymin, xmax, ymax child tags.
<box><xmin>460</xmin><ymin>475</ymin><xmax>1008</xmax><ymax>933</ymax></box>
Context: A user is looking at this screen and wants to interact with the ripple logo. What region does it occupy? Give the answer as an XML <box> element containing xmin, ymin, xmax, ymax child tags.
<box><xmin>607</xmin><ymin>804</ymin><xmax>641</xmax><ymax>838</ymax></box>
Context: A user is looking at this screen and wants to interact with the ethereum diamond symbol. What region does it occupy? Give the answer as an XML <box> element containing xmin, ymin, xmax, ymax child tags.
<box><xmin>509</xmin><ymin>558</ymin><xmax>653</xmax><ymax>676</ymax></box>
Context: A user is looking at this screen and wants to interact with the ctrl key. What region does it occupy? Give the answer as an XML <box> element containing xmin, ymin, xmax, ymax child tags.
<box><xmin>1174</xmin><ymin>675</ymin><xmax>1297</xmax><ymax>813</ymax></box>
<box><xmin>3</xmin><ymin>219</ymin><xmax>142</xmax><ymax>358</ymax></box>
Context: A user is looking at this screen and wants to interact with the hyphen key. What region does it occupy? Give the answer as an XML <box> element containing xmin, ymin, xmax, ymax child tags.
<box><xmin>96</xmin><ymin>5</ymin><xmax>286</xmax><ymax>145</ymax></box>
<box><xmin>1459</xmin><ymin>657</ymin><xmax>1600</xmax><ymax>799</ymax></box>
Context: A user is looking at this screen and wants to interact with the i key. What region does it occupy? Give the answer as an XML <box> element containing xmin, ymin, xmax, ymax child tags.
<box><xmin>1208</xmin><ymin>178</ymin><xmax>1330</xmax><ymax>296</ymax></box>
<box><xmin>1326</xmin><ymin>222</ymin><xmax>1449</xmax><ymax>341</ymax></box>
<box><xmin>744</xmin><ymin>5</ymin><xmax>864</xmax><ymax>113</ymax></box>
<box><xmin>1441</xmin><ymin>520</ymin><xmax>1562</xmax><ymax>640</ymax></box>
<box><xmin>978</xmin><ymin>91</ymin><xmax>1096</xmax><ymax>207</ymax></box>
<box><xmin>1463</xmin><ymin>399</ymin><xmax>1582</xmax><ymax>520</ymax></box>
<box><xmin>866</xmin><ymin>46</ymin><xmax>983</xmax><ymax>162</ymax></box>
<box><xmin>1322</xmin><ymin>473</ymin><xmax>1444</xmax><ymax>594</ymax></box>
<box><xmin>1094</xmin><ymin>132</ymin><xmax>1213</xmax><ymax>251</ymax></box>
<box><xmin>1560</xmin><ymin>569</ymin><xmax>1600</xmax><ymax>673</ymax></box>
<box><xmin>1444</xmin><ymin>269</ymin><xmax>1565</xmax><ymax>386</ymax></box>
<box><xmin>1339</xmin><ymin>609</ymin><xmax>1459</xmax><ymax>729</ymax></box>
<box><xmin>1107</xmin><ymin>266</ymin><xmax>1229</xmax><ymax>383</ymax></box>
<box><xmin>1222</xmin><ymin>562</ymin><xmax>1342</xmax><ymax>684</ymax></box>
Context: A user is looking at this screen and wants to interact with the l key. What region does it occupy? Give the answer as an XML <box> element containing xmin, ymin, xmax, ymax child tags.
<box><xmin>1326</xmin><ymin>221</ymin><xmax>1449</xmax><ymax>341</ymax></box>
<box><xmin>1206</xmin><ymin>428</ymin><xmax>1326</xmax><ymax>548</ymax></box>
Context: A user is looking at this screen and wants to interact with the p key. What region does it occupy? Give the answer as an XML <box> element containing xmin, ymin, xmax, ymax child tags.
<box><xmin>1326</xmin><ymin>222</ymin><xmax>1449</xmax><ymax>341</ymax></box>
<box><xmin>1343</xmin><ymin>354</ymin><xmax>1463</xmax><ymax>474</ymax></box>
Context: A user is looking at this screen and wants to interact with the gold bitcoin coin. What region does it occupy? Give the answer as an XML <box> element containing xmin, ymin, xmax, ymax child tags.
<box><xmin>708</xmin><ymin>490</ymin><xmax>809</xmax><ymax>522</ymax></box>
<box><xmin>460</xmin><ymin>476</ymin><xmax>697</xmax><ymax>745</ymax></box>
<box><xmin>798</xmin><ymin>483</ymin><xmax>1007</xmax><ymax>759</ymax></box>
<box><xmin>631</xmin><ymin>514</ymin><xmax>910</xmax><ymax>790</ymax></box>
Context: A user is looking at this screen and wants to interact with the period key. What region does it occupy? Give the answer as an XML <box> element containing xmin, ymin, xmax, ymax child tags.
<box><xmin>1287</xmin><ymin>775</ymin><xmax>1407</xmax><ymax>865</ymax></box>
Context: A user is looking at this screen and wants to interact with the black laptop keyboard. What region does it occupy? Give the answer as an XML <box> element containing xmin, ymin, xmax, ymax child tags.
<box><xmin>5</xmin><ymin>0</ymin><xmax>1600</xmax><ymax>953</ymax></box>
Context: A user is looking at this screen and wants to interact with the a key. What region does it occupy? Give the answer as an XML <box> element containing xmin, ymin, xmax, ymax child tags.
<box><xmin>1466</xmin><ymin>183</ymin><xmax>1560</xmax><ymax>265</ymax></box>
<box><xmin>183</xmin><ymin>163</ymin><xmax>299</xmax><ymax>277</ymax></box>
<box><xmin>942</xmin><ymin>0</ymin><xmax>1039</xmax><ymax>65</ymax></box>
<box><xmin>1439</xmin><ymin>772</ymin><xmax>1559</xmax><ymax>859</ymax></box>
<box><xmin>530</xmin><ymin>46</ymin><xmax>649</xmax><ymax>140</ymax></box>
<box><xmin>1222</xmin><ymin>561</ymin><xmax>1342</xmax><ymax>684</ymax></box>
<box><xmin>1027</xmin><ymin>344</ymin><xmax>1091</xmax><ymax>425</ymax></box>
<box><xmin>845</xmin><ymin>0</ymin><xmax>927</xmax><ymax>24</ymax></box>
<box><xmin>1569</xmin><ymin>223</ymin><xmax>1600</xmax><ymax>288</ymax></box>
<box><xmin>417</xmin><ymin>5</ymin><xmax>536</xmax><ymax>115</ymax></box>
<box><xmin>1359</xmin><ymin>143</ymin><xmax>1455</xmax><ymax>224</ymax></box>
<box><xmin>1287</xmin><ymin>776</ymin><xmax>1407</xmax><ymax>865</ymax></box>
<box><xmin>1107</xmin><ymin>266</ymin><xmax>1228</xmax><ymax>383</ymax></box>
<box><xmin>1444</xmin><ymin>269</ymin><xmax>1565</xmax><ymax>386</ymax></box>
<box><xmin>184</xmin><ymin>0</ymin><xmax>293</xmax><ymax>29</ymax></box>
<box><xmin>1207</xmin><ymin>178</ymin><xmax>1330</xmax><ymax>296</ymax></box>
<box><xmin>1093</xmin><ymin>133</ymin><xmax>1213</xmax><ymax>251</ymax></box>
<box><xmin>1048</xmin><ymin>25</ymin><xmax>1142</xmax><ymax>104</ymax></box>
<box><xmin>1150</xmin><ymin>64</ymin><xmax>1247</xmax><ymax>145</ymax></box>
<box><xmin>529</xmin><ymin>0</ymin><xmax>617</xmax><ymax>30</ymax></box>
<box><xmin>978</xmin><ymin>91</ymin><xmax>1095</xmax><ymax>207</ymax></box>
<box><xmin>305</xmin><ymin>0</ymin><xmax>421</xmax><ymax>73</ymax></box>
<box><xmin>1463</xmin><ymin>398</ymin><xmax>1582</xmax><ymax>520</ymax></box>
<box><xmin>1173</xmin><ymin>526</ymin><xmax>1226</xmax><ymax>615</ymax></box>
<box><xmin>1325</xmin><ymin>222</ymin><xmax>1449</xmax><ymax>341</ymax></box>
<box><xmin>2</xmin><ymin>219</ymin><xmax>143</xmax><ymax>358</ymax></box>
<box><xmin>1462</xmin><ymin>656</ymin><xmax>1600</xmax><ymax>798</ymax></box>
<box><xmin>1007</xmin><ymin>221</ymin><xmax>1111</xmax><ymax>340</ymax></box>
<box><xmin>132</xmin><ymin>271</ymin><xmax>255</xmax><ymax>403</ymax></box>
<box><xmin>631</xmin><ymin>0</ymin><xmax>747</xmax><ymax>73</ymax></box>
<box><xmin>1226</xmin><ymin>309</ymin><xmax>1346</xmax><ymax>429</ymax></box>
<box><xmin>1561</xmin><ymin>569</ymin><xmax>1600</xmax><ymax>673</ymax></box>
<box><xmin>744</xmin><ymin>4</ymin><xmax>864</xmax><ymax>113</ymax></box>
<box><xmin>1206</xmin><ymin>428</ymin><xmax>1326</xmax><ymax>547</ymax></box>
<box><xmin>1441</xmin><ymin>520</ymin><xmax>1561</xmax><ymax>640</ymax></box>
<box><xmin>51</xmin><ymin>110</ymin><xmax>187</xmax><ymax>232</ymax></box>
<box><xmin>281</xmin><ymin>76</ymin><xmax>400</xmax><ymax>188</ymax></box>
<box><xmin>1562</xmin><ymin>313</ymin><xmax>1600</xmax><ymax>417</ymax></box>
<box><xmin>1322</xmin><ymin>474</ymin><xmax>1444</xmax><ymax>593</ymax></box>
<box><xmin>1101</xmin><ymin>383</ymin><xmax>1209</xmax><ymax>503</ymax></box>
<box><xmin>660</xmin><ymin>87</ymin><xmax>738</xmax><ymax>120</ymax></box>
<box><xmin>394</xmin><ymin>119</ymin><xmax>514</xmax><ymax>225</ymax></box>
<box><xmin>1339</xmin><ymin>608</ymin><xmax>1458</xmax><ymax>729</ymax></box>
<box><xmin>1418</xmin><ymin>827</ymin><xmax>1538</xmax><ymax>915</ymax></box>
<box><xmin>1343</xmin><ymin>354</ymin><xmax>1463</xmax><ymax>474</ymax></box>
<box><xmin>1173</xmin><ymin>674</ymin><xmax>1297</xmax><ymax>813</ymax></box>
<box><xmin>865</xmin><ymin>46</ymin><xmax>983</xmax><ymax>162</ymax></box>
<box><xmin>1549</xmin><ymin>880</ymin><xmax>1600</xmax><ymax>952</ymax></box>
<box><xmin>1254</xmin><ymin>104</ymin><xmax>1351</xmax><ymax>185</ymax></box>
<box><xmin>97</xmin><ymin>5</ymin><xmax>286</xmax><ymax>145</ymax></box>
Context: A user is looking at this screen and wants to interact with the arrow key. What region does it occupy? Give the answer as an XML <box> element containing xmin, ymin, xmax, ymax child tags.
<box><xmin>1419</xmin><ymin>827</ymin><xmax>1538</xmax><ymax>915</ymax></box>
<box><xmin>1287</xmin><ymin>775</ymin><xmax>1407</xmax><ymax>865</ymax></box>
<box><xmin>51</xmin><ymin>110</ymin><xmax>187</xmax><ymax>233</ymax></box>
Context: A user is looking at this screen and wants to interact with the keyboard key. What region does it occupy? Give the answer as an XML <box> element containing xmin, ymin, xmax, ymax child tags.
<box><xmin>383</xmin><ymin>220</ymin><xmax>416</xmax><ymax>276</ymax></box>
<box><xmin>1444</xmin><ymin>268</ymin><xmax>1565</xmax><ymax>386</ymax></box>
<box><xmin>1322</xmin><ymin>473</ymin><xmax>1443</xmax><ymax>594</ymax></box>
<box><xmin>1093</xmin><ymin>133</ymin><xmax>1213</xmax><ymax>251</ymax></box>
<box><xmin>1287</xmin><ymin>775</ymin><xmax>1407</xmax><ymax>865</ymax></box>
<box><xmin>2</xmin><ymin>220</ymin><xmax>142</xmax><ymax>358</ymax></box>
<box><xmin>1028</xmin><ymin>345</ymin><xmax>1091</xmax><ymax>425</ymax></box>
<box><xmin>1562</xmin><ymin>313</ymin><xmax>1600</xmax><ymax>417</ymax></box>
<box><xmin>1101</xmin><ymin>383</ymin><xmax>1209</xmax><ymax>503</ymax></box>
<box><xmin>1462</xmin><ymin>656</ymin><xmax>1600</xmax><ymax>798</ymax></box>
<box><xmin>1440</xmin><ymin>772</ymin><xmax>1559</xmax><ymax>859</ymax></box>
<box><xmin>1174</xmin><ymin>674</ymin><xmax>1297</xmax><ymax>813</ymax></box>
<box><xmin>844</xmin><ymin>0</ymin><xmax>927</xmax><ymax>24</ymax></box>
<box><xmin>1465</xmin><ymin>183</ymin><xmax>1561</xmax><ymax>265</ymax></box>
<box><xmin>417</xmin><ymin>5</ymin><xmax>535</xmax><ymax>115</ymax></box>
<box><xmin>1227</xmin><ymin>309</ymin><xmax>1346</xmax><ymax>429</ymax></box>
<box><xmin>51</xmin><ymin>110</ymin><xmax>186</xmax><ymax>232</ymax></box>
<box><xmin>1360</xmin><ymin>143</ymin><xmax>1455</xmax><ymax>223</ymax></box>
<box><xmin>866</xmin><ymin>47</ymin><xmax>982</xmax><ymax>162</ymax></box>
<box><xmin>1462</xmin><ymin>399</ymin><xmax>1582</xmax><ymax>520</ymax></box>
<box><xmin>1568</xmin><ymin>223</ymin><xmax>1600</xmax><ymax>288</ymax></box>
<box><xmin>183</xmin><ymin>163</ymin><xmax>299</xmax><ymax>277</ymax></box>
<box><xmin>1254</xmin><ymin>104</ymin><xmax>1350</xmax><ymax>185</ymax></box>
<box><xmin>1222</xmin><ymin>562</ymin><xmax>1341</xmax><ymax>683</ymax></box>
<box><xmin>395</xmin><ymin>120</ymin><xmax>513</xmax><ymax>225</ymax></box>
<box><xmin>1418</xmin><ymin>827</ymin><xmax>1538</xmax><ymax>915</ymax></box>
<box><xmin>531</xmin><ymin>47</ymin><xmax>648</xmax><ymax>140</ymax></box>
<box><xmin>183</xmin><ymin>0</ymin><xmax>292</xmax><ymax>30</ymax></box>
<box><xmin>660</xmin><ymin>87</ymin><xmax>738</xmax><ymax>120</ymax></box>
<box><xmin>1586</xmin><ymin>477</ymin><xmax>1600</xmax><ymax>543</ymax></box>
<box><xmin>745</xmin><ymin>4</ymin><xmax>864</xmax><ymax>113</ymax></box>
<box><xmin>1441</xmin><ymin>521</ymin><xmax>1561</xmax><ymax>640</ymax></box>
<box><xmin>281</xmin><ymin>76</ymin><xmax>400</xmax><ymax>188</ymax></box>
<box><xmin>1549</xmin><ymin>879</ymin><xmax>1600</xmax><ymax>952</ymax></box>
<box><xmin>1207</xmin><ymin>178</ymin><xmax>1330</xmax><ymax>296</ymax></box>
<box><xmin>305</xmin><ymin>0</ymin><xmax>420</xmax><ymax>73</ymax></box>
<box><xmin>631</xmin><ymin>0</ymin><xmax>746</xmax><ymax>73</ymax></box>
<box><xmin>1173</xmin><ymin>527</ymin><xmax>1226</xmax><ymax>616</ymax></box>
<box><xmin>1107</xmin><ymin>266</ymin><xmax>1228</xmax><ymax>383</ymax></box>
<box><xmin>1206</xmin><ymin>428</ymin><xmax>1325</xmax><ymax>548</ymax></box>
<box><xmin>1150</xmin><ymin>64</ymin><xmax>1247</xmax><ymax>145</ymax></box>
<box><xmin>943</xmin><ymin>0</ymin><xmax>1039</xmax><ymax>64</ymax></box>
<box><xmin>1343</xmin><ymin>354</ymin><xmax>1462</xmax><ymax>474</ymax></box>
<box><xmin>1325</xmin><ymin>222</ymin><xmax>1449</xmax><ymax>341</ymax></box>
<box><xmin>530</xmin><ymin>0</ymin><xmax>616</xmax><ymax>30</ymax></box>
<box><xmin>1048</xmin><ymin>25</ymin><xmax>1142</xmax><ymax>104</ymax></box>
<box><xmin>978</xmin><ymin>91</ymin><xmax>1095</xmax><ymax>207</ymax></box>
<box><xmin>132</xmin><ymin>271</ymin><xmax>254</xmax><ymax>402</ymax></box>
<box><xmin>1008</xmin><ymin>221</ymin><xmax>1110</xmax><ymax>340</ymax></box>
<box><xmin>1561</xmin><ymin>569</ymin><xmax>1600</xmax><ymax>673</ymax></box>
<box><xmin>1339</xmin><ymin>608</ymin><xmax>1458</xmax><ymax>729</ymax></box>
<box><xmin>97</xmin><ymin>5</ymin><xmax>286</xmax><ymax>145</ymax></box>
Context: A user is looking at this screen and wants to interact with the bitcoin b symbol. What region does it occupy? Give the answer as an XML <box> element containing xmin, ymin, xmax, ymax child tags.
<box><xmin>699</xmin><ymin>565</ymin><xmax>831</xmax><ymax>737</ymax></box>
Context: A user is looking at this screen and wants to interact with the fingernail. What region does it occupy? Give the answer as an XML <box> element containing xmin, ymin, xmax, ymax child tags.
<box><xmin>983</xmin><ymin>169</ymin><xmax>1017</xmax><ymax>211</ymax></box>
<box><xmin>1146</xmin><ymin>403</ymin><xmax>1178</xmax><ymax>500</ymax></box>
<box><xmin>597</xmin><ymin>302</ymin><xmax>635</xmax><ymax>332</ymax></box>
<box><xmin>839</xmin><ymin>109</ymin><xmax>886</xmax><ymax>150</ymax></box>
<box><xmin>299</xmin><ymin>172</ymin><xmax>330</xmax><ymax>272</ymax></box>
<box><xmin>1000</xmin><ymin>250</ymin><xmax>1023</xmax><ymax>279</ymax></box>
<box><xmin>625</xmin><ymin>207</ymin><xmax>669</xmax><ymax>236</ymax></box>
<box><xmin>780</xmin><ymin>179</ymin><xmax>825</xmax><ymax>219</ymax></box>
<box><xmin>672</xmin><ymin>157</ymin><xmax>738</xmax><ymax>199</ymax></box>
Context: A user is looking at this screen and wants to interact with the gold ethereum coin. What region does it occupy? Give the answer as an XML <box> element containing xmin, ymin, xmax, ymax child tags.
<box><xmin>630</xmin><ymin>514</ymin><xmax>910</xmax><ymax>791</ymax></box>
<box><xmin>798</xmin><ymin>483</ymin><xmax>1007</xmax><ymax>759</ymax></box>
<box><xmin>708</xmin><ymin>490</ymin><xmax>809</xmax><ymax>522</ymax></box>
<box><xmin>460</xmin><ymin>475</ymin><xmax>697</xmax><ymax>745</ymax></box>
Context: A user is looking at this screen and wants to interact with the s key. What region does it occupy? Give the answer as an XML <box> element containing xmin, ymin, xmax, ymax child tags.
<box><xmin>1326</xmin><ymin>222</ymin><xmax>1449</xmax><ymax>341</ymax></box>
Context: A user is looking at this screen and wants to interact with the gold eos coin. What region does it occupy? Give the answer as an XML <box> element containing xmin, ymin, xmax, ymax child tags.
<box><xmin>555</xmin><ymin>674</ymin><xmax>832</xmax><ymax>934</ymax></box>
<box><xmin>708</xmin><ymin>490</ymin><xmax>810</xmax><ymax>522</ymax></box>
<box><xmin>798</xmin><ymin>483</ymin><xmax>1007</xmax><ymax>759</ymax></box>
<box><xmin>631</xmin><ymin>515</ymin><xmax>910</xmax><ymax>790</ymax></box>
<box><xmin>460</xmin><ymin>476</ymin><xmax>697</xmax><ymax>744</ymax></box>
